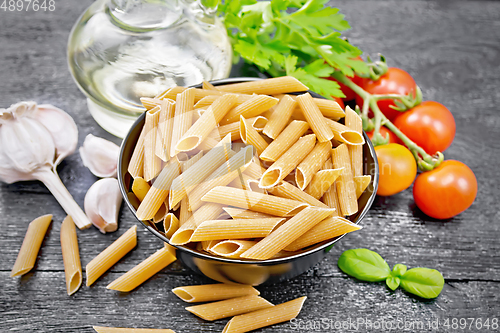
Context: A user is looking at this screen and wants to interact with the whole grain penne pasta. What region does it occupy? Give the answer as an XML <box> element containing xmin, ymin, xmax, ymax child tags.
<box><xmin>325</xmin><ymin>117</ymin><xmax>365</xmax><ymax>145</ymax></box>
<box><xmin>107</xmin><ymin>246</ymin><xmax>176</xmax><ymax>292</ymax></box>
<box><xmin>239</xmin><ymin>116</ymin><xmax>269</xmax><ymax>155</ymax></box>
<box><xmin>170</xmin><ymin>88</ymin><xmax>195</xmax><ymax>156</ymax></box>
<box><xmin>240</xmin><ymin>206</ymin><xmax>334</xmax><ymax>260</ymax></box>
<box><xmin>259</xmin><ymin>134</ymin><xmax>316</xmax><ymax>189</ymax></box>
<box><xmin>60</xmin><ymin>215</ymin><xmax>82</xmax><ymax>295</ymax></box>
<box><xmin>195</xmin><ymin>93</ymin><xmax>251</xmax><ymax>109</ymax></box>
<box><xmin>345</xmin><ymin>106</ymin><xmax>364</xmax><ymax>176</ymax></box>
<box><xmin>140</xmin><ymin>97</ymin><xmax>162</xmax><ymax>110</ymax></box>
<box><xmin>152</xmin><ymin>203</ymin><xmax>168</xmax><ymax>224</ymax></box>
<box><xmin>202</xmin><ymin>80</ymin><xmax>219</xmax><ymax>90</ymax></box>
<box><xmin>221</xmin><ymin>95</ymin><xmax>278</xmax><ymax>125</ymax></box>
<box><xmin>354</xmin><ymin>175</ymin><xmax>372</xmax><ymax>198</ymax></box>
<box><xmin>136</xmin><ymin>158</ymin><xmax>181</xmax><ymax>220</ymax></box>
<box><xmin>143</xmin><ymin>107</ymin><xmax>162</xmax><ymax>181</ymax></box>
<box><xmin>259</xmin><ymin>120</ymin><xmax>309</xmax><ymax>162</ymax></box>
<box><xmin>296</xmin><ymin>93</ymin><xmax>333</xmax><ymax>142</ymax></box>
<box><xmin>216</xmin><ymin>76</ymin><xmax>308</xmax><ymax>95</ymax></box>
<box><xmin>131</xmin><ymin>177</ymin><xmax>150</xmax><ymax>202</ymax></box>
<box><xmin>304</xmin><ymin>168</ymin><xmax>343</xmax><ymax>200</ymax></box>
<box><xmin>11</xmin><ymin>214</ymin><xmax>52</xmax><ymax>277</ymax></box>
<box><xmin>155</xmin><ymin>99</ymin><xmax>176</xmax><ymax>161</ymax></box>
<box><xmin>186</xmin><ymin>295</ymin><xmax>274</xmax><ymax>321</ymax></box>
<box><xmin>176</xmin><ymin>94</ymin><xmax>238</xmax><ymax>153</ymax></box>
<box><xmin>222</xmin><ymin>207</ymin><xmax>274</xmax><ymax>219</ymax></box>
<box><xmin>289</xmin><ymin>95</ymin><xmax>345</xmax><ymax>120</ymax></box>
<box><xmin>222</xmin><ymin>296</ymin><xmax>307</xmax><ymax>333</ymax></box>
<box><xmin>128</xmin><ymin>127</ymin><xmax>146</xmax><ymax>178</ymax></box>
<box><xmin>157</xmin><ymin>85</ymin><xmax>223</xmax><ymax>102</ymax></box>
<box><xmin>208</xmin><ymin>120</ymin><xmax>241</xmax><ymax>141</ymax></box>
<box><xmin>202</xmin><ymin>186</ymin><xmax>309</xmax><ymax>217</ymax></box>
<box><xmin>295</xmin><ymin>141</ymin><xmax>332</xmax><ymax>190</ymax></box>
<box><xmin>285</xmin><ymin>216</ymin><xmax>362</xmax><ymax>251</ymax></box>
<box><xmin>189</xmin><ymin>218</ymin><xmax>284</xmax><ymax>242</ymax></box>
<box><xmin>198</xmin><ymin>136</ymin><xmax>222</xmax><ymax>151</ymax></box>
<box><xmin>163</xmin><ymin>213</ymin><xmax>179</xmax><ymax>238</ymax></box>
<box><xmin>169</xmin><ymin>135</ymin><xmax>231</xmax><ymax>209</ymax></box>
<box><xmin>331</xmin><ymin>144</ymin><xmax>358</xmax><ymax>216</ymax></box>
<box><xmin>263</xmin><ymin>94</ymin><xmax>296</xmax><ymax>139</ymax></box>
<box><xmin>93</xmin><ymin>327</ymin><xmax>175</xmax><ymax>333</ymax></box>
<box><xmin>322</xmin><ymin>181</ymin><xmax>342</xmax><ymax>217</ymax></box>
<box><xmin>179</xmin><ymin>152</ymin><xmax>204</xmax><ymax>225</ymax></box>
<box><xmin>170</xmin><ymin>203</ymin><xmax>224</xmax><ymax>245</ymax></box>
<box><xmin>86</xmin><ymin>225</ymin><xmax>137</xmax><ymax>286</ymax></box>
<box><xmin>251</xmin><ymin>116</ymin><xmax>268</xmax><ymax>132</ymax></box>
<box><xmin>201</xmin><ymin>240</ymin><xmax>222</xmax><ymax>252</ymax></box>
<box><xmin>267</xmin><ymin>181</ymin><xmax>328</xmax><ymax>208</ymax></box>
<box><xmin>173</xmin><ymin>284</ymin><xmax>259</xmax><ymax>303</ymax></box>
<box><xmin>187</xmin><ymin>146</ymin><xmax>253</xmax><ymax>211</ymax></box>
<box><xmin>210</xmin><ymin>240</ymin><xmax>259</xmax><ymax>259</ymax></box>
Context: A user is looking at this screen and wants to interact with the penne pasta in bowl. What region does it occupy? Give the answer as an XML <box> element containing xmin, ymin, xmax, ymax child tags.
<box><xmin>118</xmin><ymin>77</ymin><xmax>379</xmax><ymax>285</ymax></box>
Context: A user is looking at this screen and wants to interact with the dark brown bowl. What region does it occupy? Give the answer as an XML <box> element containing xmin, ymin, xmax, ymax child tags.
<box><xmin>118</xmin><ymin>77</ymin><xmax>379</xmax><ymax>285</ymax></box>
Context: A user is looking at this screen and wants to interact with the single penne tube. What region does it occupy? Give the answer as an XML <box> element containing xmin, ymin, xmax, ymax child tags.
<box><xmin>288</xmin><ymin>95</ymin><xmax>345</xmax><ymax>120</ymax></box>
<box><xmin>251</xmin><ymin>116</ymin><xmax>268</xmax><ymax>132</ymax></box>
<box><xmin>222</xmin><ymin>296</ymin><xmax>307</xmax><ymax>333</ymax></box>
<box><xmin>202</xmin><ymin>186</ymin><xmax>309</xmax><ymax>217</ymax></box>
<box><xmin>345</xmin><ymin>106</ymin><xmax>364</xmax><ymax>176</ymax></box>
<box><xmin>259</xmin><ymin>134</ymin><xmax>316</xmax><ymax>189</ymax></box>
<box><xmin>170</xmin><ymin>88</ymin><xmax>195</xmax><ymax>156</ymax></box>
<box><xmin>169</xmin><ymin>203</ymin><xmax>224</xmax><ymax>245</ymax></box>
<box><xmin>331</xmin><ymin>144</ymin><xmax>358</xmax><ymax>216</ymax></box>
<box><xmin>201</xmin><ymin>240</ymin><xmax>221</xmax><ymax>252</ymax></box>
<box><xmin>140</xmin><ymin>97</ymin><xmax>162</xmax><ymax>110</ymax></box>
<box><xmin>295</xmin><ymin>141</ymin><xmax>332</xmax><ymax>190</ymax></box>
<box><xmin>157</xmin><ymin>85</ymin><xmax>223</xmax><ymax>102</ymax></box>
<box><xmin>178</xmin><ymin>152</ymin><xmax>204</xmax><ymax>225</ymax></box>
<box><xmin>155</xmin><ymin>99</ymin><xmax>176</xmax><ymax>161</ymax></box>
<box><xmin>263</xmin><ymin>94</ymin><xmax>297</xmax><ymax>139</ymax></box>
<box><xmin>136</xmin><ymin>158</ymin><xmax>180</xmax><ymax>220</ymax></box>
<box><xmin>86</xmin><ymin>225</ymin><xmax>137</xmax><ymax>286</ymax></box>
<box><xmin>176</xmin><ymin>94</ymin><xmax>238</xmax><ymax>153</ymax></box>
<box><xmin>172</xmin><ymin>284</ymin><xmax>259</xmax><ymax>303</ymax></box>
<box><xmin>304</xmin><ymin>168</ymin><xmax>343</xmax><ymax>200</ymax></box>
<box><xmin>267</xmin><ymin>181</ymin><xmax>328</xmax><ymax>208</ymax></box>
<box><xmin>194</xmin><ymin>93</ymin><xmax>251</xmax><ymax>108</ymax></box>
<box><xmin>107</xmin><ymin>246</ymin><xmax>176</xmax><ymax>292</ymax></box>
<box><xmin>222</xmin><ymin>207</ymin><xmax>274</xmax><ymax>219</ymax></box>
<box><xmin>131</xmin><ymin>177</ymin><xmax>150</xmax><ymax>202</ymax></box>
<box><xmin>189</xmin><ymin>218</ymin><xmax>285</xmax><ymax>242</ymax></box>
<box><xmin>11</xmin><ymin>214</ymin><xmax>52</xmax><ymax>277</ymax></box>
<box><xmin>354</xmin><ymin>175</ymin><xmax>372</xmax><ymax>198</ymax></box>
<box><xmin>324</xmin><ymin>117</ymin><xmax>365</xmax><ymax>145</ymax></box>
<box><xmin>216</xmin><ymin>76</ymin><xmax>308</xmax><ymax>95</ymax></box>
<box><xmin>93</xmin><ymin>327</ymin><xmax>175</xmax><ymax>333</ymax></box>
<box><xmin>322</xmin><ymin>181</ymin><xmax>342</xmax><ymax>217</ymax></box>
<box><xmin>202</xmin><ymin>80</ymin><xmax>219</xmax><ymax>90</ymax></box>
<box><xmin>296</xmin><ymin>93</ymin><xmax>334</xmax><ymax>142</ymax></box>
<box><xmin>186</xmin><ymin>295</ymin><xmax>274</xmax><ymax>321</ymax></box>
<box><xmin>210</xmin><ymin>240</ymin><xmax>259</xmax><ymax>259</ymax></box>
<box><xmin>259</xmin><ymin>120</ymin><xmax>309</xmax><ymax>162</ymax></box>
<box><xmin>284</xmin><ymin>216</ymin><xmax>362</xmax><ymax>251</ymax></box>
<box><xmin>169</xmin><ymin>134</ymin><xmax>231</xmax><ymax>209</ymax></box>
<box><xmin>143</xmin><ymin>107</ymin><xmax>162</xmax><ymax>181</ymax></box>
<box><xmin>221</xmin><ymin>95</ymin><xmax>278</xmax><ymax>125</ymax></box>
<box><xmin>152</xmin><ymin>203</ymin><xmax>168</xmax><ymax>224</ymax></box>
<box><xmin>240</xmin><ymin>206</ymin><xmax>334</xmax><ymax>260</ymax></box>
<box><xmin>208</xmin><ymin>120</ymin><xmax>241</xmax><ymax>141</ymax></box>
<box><xmin>163</xmin><ymin>213</ymin><xmax>180</xmax><ymax>238</ymax></box>
<box><xmin>187</xmin><ymin>146</ymin><xmax>252</xmax><ymax>211</ymax></box>
<box><xmin>128</xmin><ymin>127</ymin><xmax>146</xmax><ymax>178</ymax></box>
<box><xmin>60</xmin><ymin>215</ymin><xmax>82</xmax><ymax>295</ymax></box>
<box><xmin>239</xmin><ymin>116</ymin><xmax>269</xmax><ymax>156</ymax></box>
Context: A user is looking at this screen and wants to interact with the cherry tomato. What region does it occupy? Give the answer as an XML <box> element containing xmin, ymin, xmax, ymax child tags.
<box><xmin>394</xmin><ymin>101</ymin><xmax>455</xmax><ymax>155</ymax></box>
<box><xmin>356</xmin><ymin>67</ymin><xmax>417</xmax><ymax>121</ymax></box>
<box><xmin>375</xmin><ymin>143</ymin><xmax>417</xmax><ymax>196</ymax></box>
<box><xmin>367</xmin><ymin>126</ymin><xmax>399</xmax><ymax>145</ymax></box>
<box><xmin>333</xmin><ymin>96</ymin><xmax>345</xmax><ymax>109</ymax></box>
<box><xmin>413</xmin><ymin>160</ymin><xmax>477</xmax><ymax>219</ymax></box>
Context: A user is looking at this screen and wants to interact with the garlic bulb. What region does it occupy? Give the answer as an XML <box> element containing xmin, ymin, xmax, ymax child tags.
<box><xmin>0</xmin><ymin>101</ymin><xmax>91</xmax><ymax>229</ymax></box>
<box><xmin>79</xmin><ymin>134</ymin><xmax>120</xmax><ymax>178</ymax></box>
<box><xmin>84</xmin><ymin>178</ymin><xmax>122</xmax><ymax>233</ymax></box>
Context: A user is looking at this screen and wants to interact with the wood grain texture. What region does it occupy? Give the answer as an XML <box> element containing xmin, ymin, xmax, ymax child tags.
<box><xmin>1</xmin><ymin>0</ymin><xmax>499</xmax><ymax>332</ymax></box>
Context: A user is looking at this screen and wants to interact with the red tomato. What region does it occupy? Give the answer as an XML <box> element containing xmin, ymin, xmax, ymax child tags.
<box><xmin>394</xmin><ymin>101</ymin><xmax>455</xmax><ymax>155</ymax></box>
<box><xmin>413</xmin><ymin>160</ymin><xmax>477</xmax><ymax>219</ymax></box>
<box><xmin>333</xmin><ymin>96</ymin><xmax>345</xmax><ymax>109</ymax></box>
<box><xmin>367</xmin><ymin>126</ymin><xmax>399</xmax><ymax>145</ymax></box>
<box><xmin>375</xmin><ymin>143</ymin><xmax>417</xmax><ymax>196</ymax></box>
<box><xmin>356</xmin><ymin>67</ymin><xmax>417</xmax><ymax>121</ymax></box>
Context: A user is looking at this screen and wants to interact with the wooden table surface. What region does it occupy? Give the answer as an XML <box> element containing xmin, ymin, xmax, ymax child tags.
<box><xmin>1</xmin><ymin>1</ymin><xmax>499</xmax><ymax>332</ymax></box>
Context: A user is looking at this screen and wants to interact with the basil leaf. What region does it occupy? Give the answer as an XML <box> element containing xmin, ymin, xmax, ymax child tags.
<box><xmin>400</xmin><ymin>268</ymin><xmax>444</xmax><ymax>299</ymax></box>
<box><xmin>338</xmin><ymin>249</ymin><xmax>391</xmax><ymax>282</ymax></box>
<box><xmin>391</xmin><ymin>264</ymin><xmax>407</xmax><ymax>277</ymax></box>
<box><xmin>386</xmin><ymin>276</ymin><xmax>400</xmax><ymax>291</ymax></box>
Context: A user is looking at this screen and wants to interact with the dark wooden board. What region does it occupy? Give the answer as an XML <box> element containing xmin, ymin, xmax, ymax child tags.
<box><xmin>1</xmin><ymin>0</ymin><xmax>499</xmax><ymax>332</ymax></box>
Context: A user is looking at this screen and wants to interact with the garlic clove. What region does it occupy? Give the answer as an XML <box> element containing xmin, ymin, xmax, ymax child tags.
<box><xmin>79</xmin><ymin>134</ymin><xmax>120</xmax><ymax>178</ymax></box>
<box><xmin>35</xmin><ymin>104</ymin><xmax>78</xmax><ymax>167</ymax></box>
<box><xmin>84</xmin><ymin>178</ymin><xmax>122</xmax><ymax>233</ymax></box>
